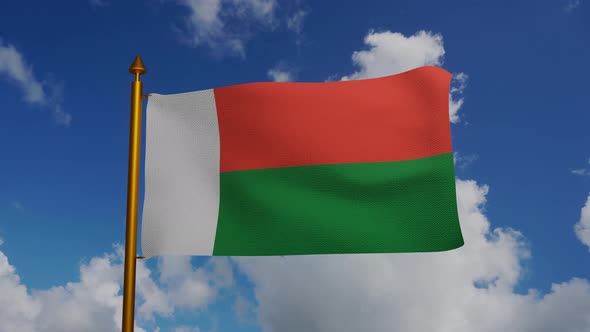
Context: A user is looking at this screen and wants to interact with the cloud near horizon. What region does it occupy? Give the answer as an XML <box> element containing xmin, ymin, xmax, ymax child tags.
<box><xmin>0</xmin><ymin>242</ymin><xmax>233</xmax><ymax>331</ymax></box>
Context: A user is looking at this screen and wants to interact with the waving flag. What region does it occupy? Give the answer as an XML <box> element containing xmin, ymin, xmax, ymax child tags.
<box><xmin>141</xmin><ymin>66</ymin><xmax>463</xmax><ymax>257</ymax></box>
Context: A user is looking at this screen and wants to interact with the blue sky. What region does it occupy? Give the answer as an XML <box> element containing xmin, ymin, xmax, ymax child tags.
<box><xmin>1</xmin><ymin>0</ymin><xmax>590</xmax><ymax>331</ymax></box>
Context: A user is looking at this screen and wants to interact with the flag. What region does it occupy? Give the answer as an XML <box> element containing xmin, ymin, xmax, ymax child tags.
<box><xmin>141</xmin><ymin>66</ymin><xmax>464</xmax><ymax>257</ymax></box>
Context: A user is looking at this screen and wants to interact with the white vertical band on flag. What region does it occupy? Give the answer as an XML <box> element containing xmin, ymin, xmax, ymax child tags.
<box><xmin>141</xmin><ymin>90</ymin><xmax>220</xmax><ymax>257</ymax></box>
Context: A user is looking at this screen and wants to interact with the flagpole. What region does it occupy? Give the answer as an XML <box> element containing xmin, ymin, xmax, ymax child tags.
<box><xmin>122</xmin><ymin>55</ymin><xmax>146</xmax><ymax>332</ymax></box>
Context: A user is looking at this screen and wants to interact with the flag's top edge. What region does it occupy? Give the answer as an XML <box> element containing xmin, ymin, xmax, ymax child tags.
<box><xmin>147</xmin><ymin>65</ymin><xmax>451</xmax><ymax>97</ymax></box>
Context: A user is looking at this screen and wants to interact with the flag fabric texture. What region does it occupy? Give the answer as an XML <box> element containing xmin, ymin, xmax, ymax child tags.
<box><xmin>141</xmin><ymin>66</ymin><xmax>464</xmax><ymax>257</ymax></box>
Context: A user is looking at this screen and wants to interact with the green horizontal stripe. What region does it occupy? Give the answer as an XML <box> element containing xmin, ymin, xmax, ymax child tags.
<box><xmin>213</xmin><ymin>153</ymin><xmax>463</xmax><ymax>256</ymax></box>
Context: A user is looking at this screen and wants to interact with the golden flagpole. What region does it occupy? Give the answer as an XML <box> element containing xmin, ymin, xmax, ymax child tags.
<box><xmin>122</xmin><ymin>55</ymin><xmax>146</xmax><ymax>332</ymax></box>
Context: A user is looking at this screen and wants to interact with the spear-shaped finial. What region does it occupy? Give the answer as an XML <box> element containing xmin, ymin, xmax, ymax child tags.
<box><xmin>128</xmin><ymin>55</ymin><xmax>146</xmax><ymax>75</ymax></box>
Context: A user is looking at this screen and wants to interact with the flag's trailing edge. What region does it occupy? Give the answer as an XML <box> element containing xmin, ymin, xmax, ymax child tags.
<box><xmin>141</xmin><ymin>65</ymin><xmax>464</xmax><ymax>257</ymax></box>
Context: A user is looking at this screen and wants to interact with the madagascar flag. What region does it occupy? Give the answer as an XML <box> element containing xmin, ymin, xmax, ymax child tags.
<box><xmin>140</xmin><ymin>66</ymin><xmax>464</xmax><ymax>257</ymax></box>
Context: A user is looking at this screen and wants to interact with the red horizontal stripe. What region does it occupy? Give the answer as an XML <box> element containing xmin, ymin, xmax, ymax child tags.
<box><xmin>214</xmin><ymin>66</ymin><xmax>453</xmax><ymax>173</ymax></box>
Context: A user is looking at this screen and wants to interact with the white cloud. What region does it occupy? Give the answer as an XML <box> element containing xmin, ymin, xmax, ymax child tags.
<box><xmin>154</xmin><ymin>256</ymin><xmax>233</xmax><ymax>313</ymax></box>
<box><xmin>0</xmin><ymin>250</ymin><xmax>40</xmax><ymax>332</ymax></box>
<box><xmin>0</xmin><ymin>41</ymin><xmax>44</xmax><ymax>104</ymax></box>
<box><xmin>287</xmin><ymin>9</ymin><xmax>308</xmax><ymax>46</ymax></box>
<box><xmin>234</xmin><ymin>293</ymin><xmax>256</xmax><ymax>324</ymax></box>
<box><xmin>451</xmin><ymin>72</ymin><xmax>468</xmax><ymax>94</ymax></box>
<box><xmin>235</xmin><ymin>179</ymin><xmax>590</xmax><ymax>332</ymax></box>
<box><xmin>570</xmin><ymin>158</ymin><xmax>590</xmax><ymax>176</ymax></box>
<box><xmin>0</xmin><ymin>245</ymin><xmax>233</xmax><ymax>331</ymax></box>
<box><xmin>449</xmin><ymin>72</ymin><xmax>468</xmax><ymax>123</ymax></box>
<box><xmin>175</xmin><ymin>0</ymin><xmax>276</xmax><ymax>57</ymax></box>
<box><xmin>32</xmin><ymin>253</ymin><xmax>131</xmax><ymax>331</ymax></box>
<box><xmin>0</xmin><ymin>246</ymin><xmax>145</xmax><ymax>332</ymax></box>
<box><xmin>572</xmin><ymin>169</ymin><xmax>590</xmax><ymax>176</ymax></box>
<box><xmin>340</xmin><ymin>30</ymin><xmax>467</xmax><ymax>123</ymax></box>
<box><xmin>232</xmin><ymin>0</ymin><xmax>275</xmax><ymax>20</ymax></box>
<box><xmin>0</xmin><ymin>39</ymin><xmax>71</xmax><ymax>126</ymax></box>
<box><xmin>135</xmin><ymin>257</ymin><xmax>173</xmax><ymax>322</ymax></box>
<box><xmin>574</xmin><ymin>194</ymin><xmax>590</xmax><ymax>251</ymax></box>
<box><xmin>453</xmin><ymin>152</ymin><xmax>478</xmax><ymax>170</ymax></box>
<box><xmin>267</xmin><ymin>68</ymin><xmax>293</xmax><ymax>82</ymax></box>
<box><xmin>267</xmin><ymin>61</ymin><xmax>296</xmax><ymax>82</ymax></box>
<box><xmin>286</xmin><ymin>10</ymin><xmax>307</xmax><ymax>35</ymax></box>
<box><xmin>340</xmin><ymin>30</ymin><xmax>445</xmax><ymax>80</ymax></box>
<box><xmin>564</xmin><ymin>0</ymin><xmax>582</xmax><ymax>12</ymax></box>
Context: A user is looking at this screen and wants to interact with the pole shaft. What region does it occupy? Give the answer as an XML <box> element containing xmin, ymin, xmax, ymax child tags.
<box><xmin>122</xmin><ymin>74</ymin><xmax>143</xmax><ymax>332</ymax></box>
